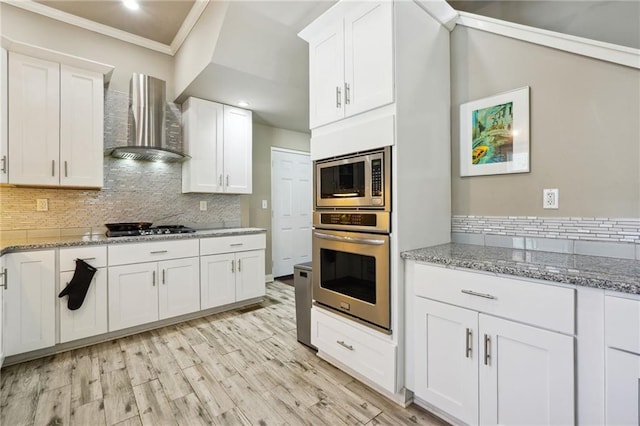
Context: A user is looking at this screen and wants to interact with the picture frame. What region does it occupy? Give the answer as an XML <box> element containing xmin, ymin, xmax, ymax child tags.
<box><xmin>459</xmin><ymin>86</ymin><xmax>530</xmax><ymax>177</ymax></box>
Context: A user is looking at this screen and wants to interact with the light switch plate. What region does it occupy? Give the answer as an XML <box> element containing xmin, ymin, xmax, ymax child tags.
<box><xmin>262</xmin><ymin>200</ymin><xmax>268</xmax><ymax>209</ymax></box>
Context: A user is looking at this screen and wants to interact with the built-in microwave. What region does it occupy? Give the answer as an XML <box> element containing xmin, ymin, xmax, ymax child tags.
<box><xmin>314</xmin><ymin>147</ymin><xmax>390</xmax><ymax>210</ymax></box>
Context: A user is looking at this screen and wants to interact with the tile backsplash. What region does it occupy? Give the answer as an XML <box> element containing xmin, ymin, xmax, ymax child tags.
<box><xmin>0</xmin><ymin>89</ymin><xmax>241</xmax><ymax>231</ymax></box>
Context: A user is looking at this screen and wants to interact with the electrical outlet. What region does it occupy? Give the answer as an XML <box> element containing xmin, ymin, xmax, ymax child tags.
<box><xmin>199</xmin><ymin>201</ymin><xmax>207</xmax><ymax>211</ymax></box>
<box><xmin>36</xmin><ymin>199</ymin><xmax>48</xmax><ymax>211</ymax></box>
<box><xmin>261</xmin><ymin>200</ymin><xmax>268</xmax><ymax>209</ymax></box>
<box><xmin>543</xmin><ymin>189</ymin><xmax>559</xmax><ymax>209</ymax></box>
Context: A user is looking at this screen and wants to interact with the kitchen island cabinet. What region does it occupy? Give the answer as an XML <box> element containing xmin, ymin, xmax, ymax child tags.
<box><xmin>3</xmin><ymin>250</ymin><xmax>56</xmax><ymax>357</ymax></box>
<box><xmin>411</xmin><ymin>263</ymin><xmax>575</xmax><ymax>425</ymax></box>
<box><xmin>8</xmin><ymin>52</ymin><xmax>103</xmax><ymax>188</ymax></box>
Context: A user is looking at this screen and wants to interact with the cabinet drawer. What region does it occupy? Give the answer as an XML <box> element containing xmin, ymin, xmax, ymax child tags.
<box><xmin>605</xmin><ymin>295</ymin><xmax>640</xmax><ymax>354</ymax></box>
<box><xmin>60</xmin><ymin>246</ymin><xmax>107</xmax><ymax>271</ymax></box>
<box><xmin>108</xmin><ymin>239</ymin><xmax>199</xmax><ymax>266</ymax></box>
<box><xmin>311</xmin><ymin>307</ymin><xmax>396</xmax><ymax>392</ymax></box>
<box><xmin>413</xmin><ymin>263</ymin><xmax>575</xmax><ymax>335</ymax></box>
<box><xmin>200</xmin><ymin>233</ymin><xmax>265</xmax><ymax>256</ymax></box>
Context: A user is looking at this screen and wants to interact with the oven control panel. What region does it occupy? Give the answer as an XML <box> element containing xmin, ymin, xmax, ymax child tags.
<box><xmin>320</xmin><ymin>213</ymin><xmax>378</xmax><ymax>227</ymax></box>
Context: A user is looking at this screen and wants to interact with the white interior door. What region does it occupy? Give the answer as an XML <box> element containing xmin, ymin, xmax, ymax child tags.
<box><xmin>271</xmin><ymin>149</ymin><xmax>312</xmax><ymax>278</ymax></box>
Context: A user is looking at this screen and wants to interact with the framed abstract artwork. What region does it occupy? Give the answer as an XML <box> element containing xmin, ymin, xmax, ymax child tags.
<box><xmin>459</xmin><ymin>86</ymin><xmax>530</xmax><ymax>177</ymax></box>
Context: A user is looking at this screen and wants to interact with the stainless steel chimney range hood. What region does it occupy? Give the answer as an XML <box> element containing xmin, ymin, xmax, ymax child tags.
<box><xmin>110</xmin><ymin>73</ymin><xmax>189</xmax><ymax>163</ymax></box>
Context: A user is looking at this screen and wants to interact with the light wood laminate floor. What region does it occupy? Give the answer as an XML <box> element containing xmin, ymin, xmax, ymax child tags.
<box><xmin>0</xmin><ymin>281</ymin><xmax>448</xmax><ymax>426</ymax></box>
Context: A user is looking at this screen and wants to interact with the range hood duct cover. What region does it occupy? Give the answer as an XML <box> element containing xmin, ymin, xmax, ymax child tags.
<box><xmin>110</xmin><ymin>73</ymin><xmax>188</xmax><ymax>162</ymax></box>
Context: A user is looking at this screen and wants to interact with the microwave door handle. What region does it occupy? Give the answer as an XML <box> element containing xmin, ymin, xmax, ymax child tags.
<box><xmin>313</xmin><ymin>232</ymin><xmax>385</xmax><ymax>246</ymax></box>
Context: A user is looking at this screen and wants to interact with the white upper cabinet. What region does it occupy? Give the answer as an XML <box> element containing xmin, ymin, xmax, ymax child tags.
<box><xmin>182</xmin><ymin>97</ymin><xmax>252</xmax><ymax>194</ymax></box>
<box><xmin>8</xmin><ymin>52</ymin><xmax>104</xmax><ymax>188</ymax></box>
<box><xmin>302</xmin><ymin>1</ymin><xmax>394</xmax><ymax>129</ymax></box>
<box><xmin>1</xmin><ymin>48</ymin><xmax>8</xmax><ymax>184</ymax></box>
<box><xmin>59</xmin><ymin>64</ymin><xmax>104</xmax><ymax>187</ymax></box>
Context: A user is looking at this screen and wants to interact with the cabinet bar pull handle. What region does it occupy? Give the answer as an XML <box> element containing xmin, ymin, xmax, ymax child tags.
<box><xmin>52</xmin><ymin>160</ymin><xmax>55</xmax><ymax>176</ymax></box>
<box><xmin>218</xmin><ymin>175</ymin><xmax>222</xmax><ymax>186</ymax></box>
<box><xmin>238</xmin><ymin>259</ymin><xmax>241</xmax><ymax>272</ymax></box>
<box><xmin>150</xmin><ymin>250</ymin><xmax>168</xmax><ymax>254</ymax></box>
<box><xmin>80</xmin><ymin>257</ymin><xmax>96</xmax><ymax>261</ymax></box>
<box><xmin>231</xmin><ymin>260</ymin><xmax>235</xmax><ymax>273</ymax></box>
<box><xmin>466</xmin><ymin>328</ymin><xmax>472</xmax><ymax>358</ymax></box>
<box><xmin>64</xmin><ymin>161</ymin><xmax>68</xmax><ymax>177</ymax></box>
<box><xmin>1</xmin><ymin>155</ymin><xmax>6</xmax><ymax>173</ymax></box>
<box><xmin>336</xmin><ymin>86</ymin><xmax>341</xmax><ymax>108</ymax></box>
<box><xmin>162</xmin><ymin>269</ymin><xmax>165</xmax><ymax>284</ymax></box>
<box><xmin>484</xmin><ymin>334</ymin><xmax>491</xmax><ymax>366</ymax></box>
<box><xmin>152</xmin><ymin>270</ymin><xmax>156</xmax><ymax>286</ymax></box>
<box><xmin>345</xmin><ymin>82</ymin><xmax>350</xmax><ymax>105</ymax></box>
<box><xmin>461</xmin><ymin>289</ymin><xmax>496</xmax><ymax>300</ymax></box>
<box><xmin>1</xmin><ymin>268</ymin><xmax>7</xmax><ymax>289</ymax></box>
<box><xmin>226</xmin><ymin>175</ymin><xmax>229</xmax><ymax>186</ymax></box>
<box><xmin>230</xmin><ymin>243</ymin><xmax>243</xmax><ymax>247</ymax></box>
<box><xmin>337</xmin><ymin>340</ymin><xmax>353</xmax><ymax>351</ymax></box>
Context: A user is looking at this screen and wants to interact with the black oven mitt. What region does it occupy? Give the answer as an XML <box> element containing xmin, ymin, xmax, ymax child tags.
<box><xmin>58</xmin><ymin>258</ymin><xmax>97</xmax><ymax>310</ymax></box>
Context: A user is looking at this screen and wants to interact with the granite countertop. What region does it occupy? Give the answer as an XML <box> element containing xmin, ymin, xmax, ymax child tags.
<box><xmin>401</xmin><ymin>243</ymin><xmax>640</xmax><ymax>295</ymax></box>
<box><xmin>0</xmin><ymin>227</ymin><xmax>266</xmax><ymax>256</ymax></box>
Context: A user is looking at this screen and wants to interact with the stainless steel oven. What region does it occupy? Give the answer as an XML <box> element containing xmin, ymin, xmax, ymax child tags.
<box><xmin>312</xmin><ymin>211</ymin><xmax>391</xmax><ymax>332</ymax></box>
<box><xmin>315</xmin><ymin>147</ymin><xmax>390</xmax><ymax>210</ymax></box>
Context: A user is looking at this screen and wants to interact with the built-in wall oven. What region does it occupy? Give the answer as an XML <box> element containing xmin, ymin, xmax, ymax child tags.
<box><xmin>313</xmin><ymin>147</ymin><xmax>391</xmax><ymax>332</ymax></box>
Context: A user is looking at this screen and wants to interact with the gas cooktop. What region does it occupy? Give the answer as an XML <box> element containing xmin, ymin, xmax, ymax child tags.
<box><xmin>106</xmin><ymin>224</ymin><xmax>196</xmax><ymax>238</ymax></box>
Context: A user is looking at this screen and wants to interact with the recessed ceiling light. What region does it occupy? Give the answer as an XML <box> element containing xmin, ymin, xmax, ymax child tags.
<box><xmin>238</xmin><ymin>100</ymin><xmax>249</xmax><ymax>107</ymax></box>
<box><xmin>123</xmin><ymin>0</ymin><xmax>140</xmax><ymax>11</ymax></box>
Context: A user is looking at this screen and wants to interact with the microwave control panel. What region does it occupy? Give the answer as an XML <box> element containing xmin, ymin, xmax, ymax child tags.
<box><xmin>371</xmin><ymin>159</ymin><xmax>383</xmax><ymax>197</ymax></box>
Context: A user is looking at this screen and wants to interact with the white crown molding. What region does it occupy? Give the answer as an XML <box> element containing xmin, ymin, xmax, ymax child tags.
<box><xmin>3</xmin><ymin>0</ymin><xmax>173</xmax><ymax>56</ymax></box>
<box><xmin>456</xmin><ymin>11</ymin><xmax>640</xmax><ymax>70</ymax></box>
<box><xmin>170</xmin><ymin>0</ymin><xmax>209</xmax><ymax>55</ymax></box>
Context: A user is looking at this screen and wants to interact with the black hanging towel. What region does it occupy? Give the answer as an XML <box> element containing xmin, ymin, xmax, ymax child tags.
<box><xmin>58</xmin><ymin>258</ymin><xmax>97</xmax><ymax>310</ymax></box>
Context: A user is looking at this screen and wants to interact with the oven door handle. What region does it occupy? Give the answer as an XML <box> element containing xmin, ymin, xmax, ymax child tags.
<box><xmin>313</xmin><ymin>232</ymin><xmax>386</xmax><ymax>246</ymax></box>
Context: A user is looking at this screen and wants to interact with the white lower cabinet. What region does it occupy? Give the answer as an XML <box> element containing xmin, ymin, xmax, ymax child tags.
<box><xmin>58</xmin><ymin>246</ymin><xmax>108</xmax><ymax>343</ymax></box>
<box><xmin>108</xmin><ymin>257</ymin><xmax>200</xmax><ymax>332</ymax></box>
<box><xmin>236</xmin><ymin>249</ymin><xmax>265</xmax><ymax>301</ymax></box>
<box><xmin>605</xmin><ymin>295</ymin><xmax>640</xmax><ymax>425</ymax></box>
<box><xmin>311</xmin><ymin>306</ymin><xmax>396</xmax><ymax>393</ymax></box>
<box><xmin>411</xmin><ymin>263</ymin><xmax>575</xmax><ymax>425</ymax></box>
<box><xmin>4</xmin><ymin>250</ymin><xmax>56</xmax><ymax>356</ymax></box>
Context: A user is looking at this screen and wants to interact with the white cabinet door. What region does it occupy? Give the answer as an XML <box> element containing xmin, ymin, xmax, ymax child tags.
<box><xmin>4</xmin><ymin>250</ymin><xmax>56</xmax><ymax>356</ymax></box>
<box><xmin>414</xmin><ymin>298</ymin><xmax>478</xmax><ymax>425</ymax></box>
<box><xmin>108</xmin><ymin>262</ymin><xmax>158</xmax><ymax>331</ymax></box>
<box><xmin>158</xmin><ymin>257</ymin><xmax>200</xmax><ymax>320</ymax></box>
<box><xmin>8</xmin><ymin>52</ymin><xmax>60</xmax><ymax>186</ymax></box>
<box><xmin>479</xmin><ymin>314</ymin><xmax>575</xmax><ymax>426</ymax></box>
<box><xmin>0</xmin><ymin>256</ymin><xmax>5</xmax><ymax>365</ymax></box>
<box><xmin>1</xmin><ymin>48</ymin><xmax>7</xmax><ymax>184</ymax></box>
<box><xmin>606</xmin><ymin>347</ymin><xmax>640</xmax><ymax>425</ymax></box>
<box><xmin>59</xmin><ymin>268</ymin><xmax>107</xmax><ymax>343</ymax></box>
<box><xmin>182</xmin><ymin>97</ymin><xmax>224</xmax><ymax>193</ymax></box>
<box><xmin>343</xmin><ymin>1</ymin><xmax>394</xmax><ymax>118</ymax></box>
<box><xmin>223</xmin><ymin>106</ymin><xmax>252</xmax><ymax>194</ymax></box>
<box><xmin>59</xmin><ymin>64</ymin><xmax>103</xmax><ymax>188</ymax></box>
<box><xmin>236</xmin><ymin>250</ymin><xmax>265</xmax><ymax>301</ymax></box>
<box><xmin>200</xmin><ymin>253</ymin><xmax>236</xmax><ymax>309</ymax></box>
<box><xmin>308</xmin><ymin>20</ymin><xmax>345</xmax><ymax>128</ymax></box>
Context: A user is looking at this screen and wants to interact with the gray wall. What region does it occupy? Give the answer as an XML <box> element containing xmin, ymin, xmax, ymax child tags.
<box><xmin>451</xmin><ymin>26</ymin><xmax>640</xmax><ymax>217</ymax></box>
<box><xmin>241</xmin><ymin>123</ymin><xmax>310</xmax><ymax>276</ymax></box>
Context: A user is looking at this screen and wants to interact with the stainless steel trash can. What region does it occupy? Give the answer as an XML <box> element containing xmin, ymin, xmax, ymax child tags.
<box><xmin>293</xmin><ymin>262</ymin><xmax>316</xmax><ymax>350</ymax></box>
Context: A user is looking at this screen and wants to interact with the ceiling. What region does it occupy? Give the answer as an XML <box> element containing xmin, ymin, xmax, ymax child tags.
<box><xmin>20</xmin><ymin>1</ymin><xmax>639</xmax><ymax>133</ymax></box>
<box><xmin>34</xmin><ymin>0</ymin><xmax>195</xmax><ymax>45</ymax></box>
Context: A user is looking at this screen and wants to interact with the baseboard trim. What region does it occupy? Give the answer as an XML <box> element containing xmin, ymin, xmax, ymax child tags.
<box><xmin>265</xmin><ymin>274</ymin><xmax>274</xmax><ymax>283</ymax></box>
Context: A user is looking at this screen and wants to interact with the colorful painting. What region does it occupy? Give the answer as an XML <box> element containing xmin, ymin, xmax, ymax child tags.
<box><xmin>460</xmin><ymin>87</ymin><xmax>530</xmax><ymax>177</ymax></box>
<box><xmin>471</xmin><ymin>102</ymin><xmax>513</xmax><ymax>165</ymax></box>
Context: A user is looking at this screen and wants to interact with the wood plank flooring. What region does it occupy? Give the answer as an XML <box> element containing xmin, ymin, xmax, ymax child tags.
<box><xmin>0</xmin><ymin>281</ymin><xmax>448</xmax><ymax>426</ymax></box>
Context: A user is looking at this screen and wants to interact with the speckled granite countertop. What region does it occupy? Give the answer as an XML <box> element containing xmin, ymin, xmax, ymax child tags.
<box><xmin>0</xmin><ymin>228</ymin><xmax>266</xmax><ymax>256</ymax></box>
<box><xmin>402</xmin><ymin>243</ymin><xmax>640</xmax><ymax>295</ymax></box>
